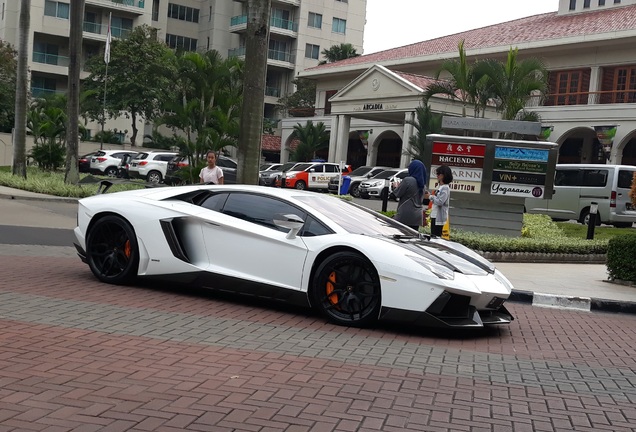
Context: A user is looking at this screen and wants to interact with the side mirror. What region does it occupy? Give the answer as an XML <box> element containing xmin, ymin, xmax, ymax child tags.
<box><xmin>273</xmin><ymin>213</ymin><xmax>305</xmax><ymax>239</ymax></box>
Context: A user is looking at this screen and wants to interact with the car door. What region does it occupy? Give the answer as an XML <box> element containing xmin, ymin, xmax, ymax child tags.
<box><xmin>197</xmin><ymin>192</ymin><xmax>309</xmax><ymax>291</ymax></box>
<box><xmin>545</xmin><ymin>168</ymin><xmax>581</xmax><ymax>220</ymax></box>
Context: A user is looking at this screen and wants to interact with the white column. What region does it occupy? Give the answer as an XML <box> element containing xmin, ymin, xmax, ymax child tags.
<box><xmin>336</xmin><ymin>115</ymin><xmax>351</xmax><ymax>164</ymax></box>
<box><xmin>400</xmin><ymin>111</ymin><xmax>415</xmax><ymax>168</ymax></box>
<box><xmin>328</xmin><ymin>115</ymin><xmax>340</xmax><ymax>162</ymax></box>
<box><xmin>588</xmin><ymin>66</ymin><xmax>601</xmax><ymax>105</ymax></box>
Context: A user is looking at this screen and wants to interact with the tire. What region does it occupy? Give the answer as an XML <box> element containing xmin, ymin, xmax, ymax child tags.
<box><xmin>613</xmin><ymin>222</ymin><xmax>633</xmax><ymax>228</ymax></box>
<box><xmin>147</xmin><ymin>170</ymin><xmax>163</xmax><ymax>184</ymax></box>
<box><xmin>86</xmin><ymin>215</ymin><xmax>139</xmax><ymax>285</ymax></box>
<box><xmin>311</xmin><ymin>252</ymin><xmax>381</xmax><ymax>327</ymax></box>
<box><xmin>580</xmin><ymin>209</ymin><xmax>601</xmax><ymax>226</ymax></box>
<box><xmin>349</xmin><ymin>183</ymin><xmax>361</xmax><ymax>198</ymax></box>
<box><xmin>294</xmin><ymin>180</ymin><xmax>306</xmax><ymax>190</ymax></box>
<box><xmin>104</xmin><ymin>167</ymin><xmax>118</xmax><ymax>177</ymax></box>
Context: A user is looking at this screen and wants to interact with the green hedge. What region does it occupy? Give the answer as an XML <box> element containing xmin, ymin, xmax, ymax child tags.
<box><xmin>607</xmin><ymin>236</ymin><xmax>636</xmax><ymax>282</ymax></box>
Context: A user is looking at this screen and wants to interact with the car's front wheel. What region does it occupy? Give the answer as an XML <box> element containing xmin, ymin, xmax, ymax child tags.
<box><xmin>349</xmin><ymin>183</ymin><xmax>361</xmax><ymax>198</ymax></box>
<box><xmin>105</xmin><ymin>167</ymin><xmax>118</xmax><ymax>177</ymax></box>
<box><xmin>311</xmin><ymin>252</ymin><xmax>381</xmax><ymax>327</ymax></box>
<box><xmin>147</xmin><ymin>170</ymin><xmax>163</xmax><ymax>183</ymax></box>
<box><xmin>294</xmin><ymin>180</ymin><xmax>306</xmax><ymax>190</ymax></box>
<box><xmin>86</xmin><ymin>215</ymin><xmax>139</xmax><ymax>284</ymax></box>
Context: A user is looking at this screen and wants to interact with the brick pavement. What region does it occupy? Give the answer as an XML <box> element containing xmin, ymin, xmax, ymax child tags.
<box><xmin>1</xmin><ymin>254</ymin><xmax>636</xmax><ymax>431</ymax></box>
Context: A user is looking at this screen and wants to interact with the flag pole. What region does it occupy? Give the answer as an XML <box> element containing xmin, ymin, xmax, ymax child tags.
<box><xmin>101</xmin><ymin>12</ymin><xmax>112</xmax><ymax>150</ymax></box>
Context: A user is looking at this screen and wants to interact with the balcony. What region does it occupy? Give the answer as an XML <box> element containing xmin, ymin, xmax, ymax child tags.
<box><xmin>526</xmin><ymin>89</ymin><xmax>636</xmax><ymax>107</ymax></box>
<box><xmin>85</xmin><ymin>0</ymin><xmax>145</xmax><ymax>15</ymax></box>
<box><xmin>32</xmin><ymin>52</ymin><xmax>69</xmax><ymax>67</ymax></box>
<box><xmin>83</xmin><ymin>21</ymin><xmax>103</xmax><ymax>35</ymax></box>
<box><xmin>31</xmin><ymin>87</ymin><xmax>64</xmax><ymax>98</ymax></box>
<box><xmin>229</xmin><ymin>14</ymin><xmax>298</xmax><ymax>36</ymax></box>
<box><xmin>274</xmin><ymin>0</ymin><xmax>300</xmax><ymax>6</ymax></box>
<box><xmin>265</xmin><ymin>86</ymin><xmax>281</xmax><ymax>98</ymax></box>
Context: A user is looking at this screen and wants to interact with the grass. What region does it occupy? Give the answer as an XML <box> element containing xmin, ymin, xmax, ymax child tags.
<box><xmin>554</xmin><ymin>221</ymin><xmax>636</xmax><ymax>241</ymax></box>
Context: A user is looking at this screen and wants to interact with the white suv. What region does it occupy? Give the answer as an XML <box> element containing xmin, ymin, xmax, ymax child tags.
<box><xmin>90</xmin><ymin>150</ymin><xmax>138</xmax><ymax>177</ymax></box>
<box><xmin>128</xmin><ymin>151</ymin><xmax>178</xmax><ymax>183</ymax></box>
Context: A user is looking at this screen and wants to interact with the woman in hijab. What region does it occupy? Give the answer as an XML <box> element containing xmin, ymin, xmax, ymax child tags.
<box><xmin>393</xmin><ymin>159</ymin><xmax>427</xmax><ymax>230</ymax></box>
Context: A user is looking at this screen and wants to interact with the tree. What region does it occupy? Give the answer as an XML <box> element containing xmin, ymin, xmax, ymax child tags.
<box><xmin>27</xmin><ymin>96</ymin><xmax>68</xmax><ymax>170</ymax></box>
<box><xmin>289</xmin><ymin>121</ymin><xmax>329</xmax><ymax>162</ymax></box>
<box><xmin>277</xmin><ymin>78</ymin><xmax>316</xmax><ymax>117</ymax></box>
<box><xmin>64</xmin><ymin>0</ymin><xmax>84</xmax><ymax>184</ymax></box>
<box><xmin>319</xmin><ymin>43</ymin><xmax>360</xmax><ymax>65</ymax></box>
<box><xmin>0</xmin><ymin>41</ymin><xmax>17</xmax><ymax>133</ymax></box>
<box><xmin>83</xmin><ymin>25</ymin><xmax>174</xmax><ymax>146</ymax></box>
<box><xmin>477</xmin><ymin>47</ymin><xmax>548</xmax><ymax>120</ymax></box>
<box><xmin>13</xmin><ymin>0</ymin><xmax>31</xmax><ymax>178</ymax></box>
<box><xmin>236</xmin><ymin>0</ymin><xmax>271</xmax><ymax>184</ymax></box>
<box><xmin>423</xmin><ymin>40</ymin><xmax>490</xmax><ymax>118</ymax></box>
<box><xmin>405</xmin><ymin>104</ymin><xmax>443</xmax><ymax>162</ymax></box>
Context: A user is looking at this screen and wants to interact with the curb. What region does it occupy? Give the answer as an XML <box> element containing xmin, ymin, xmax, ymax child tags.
<box><xmin>509</xmin><ymin>289</ymin><xmax>636</xmax><ymax>315</ymax></box>
<box><xmin>0</xmin><ymin>192</ymin><xmax>79</xmax><ymax>204</ymax></box>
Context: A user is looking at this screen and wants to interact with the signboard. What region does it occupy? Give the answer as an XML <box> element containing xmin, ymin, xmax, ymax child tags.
<box><xmin>429</xmin><ymin>179</ymin><xmax>482</xmax><ymax>193</ymax></box>
<box><xmin>433</xmin><ymin>142</ymin><xmax>486</xmax><ymax>156</ymax></box>
<box><xmin>494</xmin><ymin>160</ymin><xmax>547</xmax><ymax>173</ymax></box>
<box><xmin>491</xmin><ymin>183</ymin><xmax>545</xmax><ymax>198</ymax></box>
<box><xmin>431</xmin><ymin>142</ymin><xmax>486</xmax><ymax>195</ymax></box>
<box><xmin>495</xmin><ymin>146</ymin><xmax>549</xmax><ymax>162</ymax></box>
<box><xmin>442</xmin><ymin>117</ymin><xmax>542</xmax><ymax>135</ymax></box>
<box><xmin>431</xmin><ymin>165</ymin><xmax>482</xmax><ymax>182</ymax></box>
<box><xmin>433</xmin><ymin>154</ymin><xmax>485</xmax><ymax>168</ymax></box>
<box><xmin>492</xmin><ymin>171</ymin><xmax>546</xmax><ymax>185</ymax></box>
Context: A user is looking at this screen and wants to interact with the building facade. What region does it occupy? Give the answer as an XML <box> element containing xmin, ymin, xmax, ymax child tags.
<box><xmin>284</xmin><ymin>0</ymin><xmax>636</xmax><ymax>168</ymax></box>
<box><xmin>0</xmin><ymin>0</ymin><xmax>366</xmax><ymax>142</ymax></box>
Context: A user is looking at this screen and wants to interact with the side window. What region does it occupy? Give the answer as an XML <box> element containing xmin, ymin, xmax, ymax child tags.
<box><xmin>582</xmin><ymin>170</ymin><xmax>608</xmax><ymax>187</ymax></box>
<box><xmin>554</xmin><ymin>170</ymin><xmax>579</xmax><ymax>186</ymax></box>
<box><xmin>301</xmin><ymin>215</ymin><xmax>332</xmax><ymax>237</ymax></box>
<box><xmin>159</xmin><ymin>155</ymin><xmax>174</xmax><ymax>162</ymax></box>
<box><xmin>311</xmin><ymin>164</ymin><xmax>325</xmax><ymax>173</ymax></box>
<box><xmin>221</xmin><ymin>193</ymin><xmax>306</xmax><ymax>232</ymax></box>
<box><xmin>199</xmin><ymin>192</ymin><xmax>229</xmax><ymax>211</ymax></box>
<box><xmin>324</xmin><ymin>165</ymin><xmax>338</xmax><ymax>173</ymax></box>
<box><xmin>618</xmin><ymin>170</ymin><xmax>635</xmax><ymax>189</ymax></box>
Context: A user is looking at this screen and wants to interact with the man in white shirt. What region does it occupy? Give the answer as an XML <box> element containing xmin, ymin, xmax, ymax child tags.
<box><xmin>199</xmin><ymin>151</ymin><xmax>224</xmax><ymax>184</ymax></box>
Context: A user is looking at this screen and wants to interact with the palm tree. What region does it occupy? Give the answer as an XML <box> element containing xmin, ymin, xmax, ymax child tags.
<box><xmin>289</xmin><ymin>121</ymin><xmax>329</xmax><ymax>161</ymax></box>
<box><xmin>12</xmin><ymin>0</ymin><xmax>31</xmax><ymax>178</ymax></box>
<box><xmin>65</xmin><ymin>0</ymin><xmax>84</xmax><ymax>184</ymax></box>
<box><xmin>423</xmin><ymin>40</ymin><xmax>490</xmax><ymax>118</ymax></box>
<box><xmin>236</xmin><ymin>0</ymin><xmax>271</xmax><ymax>184</ymax></box>
<box><xmin>405</xmin><ymin>104</ymin><xmax>443</xmax><ymax>162</ymax></box>
<box><xmin>319</xmin><ymin>43</ymin><xmax>360</xmax><ymax>65</ymax></box>
<box><xmin>477</xmin><ymin>47</ymin><xmax>548</xmax><ymax>121</ymax></box>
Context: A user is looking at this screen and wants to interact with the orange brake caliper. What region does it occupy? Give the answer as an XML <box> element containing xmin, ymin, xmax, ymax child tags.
<box><xmin>326</xmin><ymin>271</ymin><xmax>339</xmax><ymax>305</ymax></box>
<box><xmin>123</xmin><ymin>240</ymin><xmax>131</xmax><ymax>258</ymax></box>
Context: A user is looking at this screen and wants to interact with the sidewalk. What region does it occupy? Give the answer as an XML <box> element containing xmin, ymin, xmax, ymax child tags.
<box><xmin>1</xmin><ymin>184</ymin><xmax>635</xmax><ymax>314</ymax></box>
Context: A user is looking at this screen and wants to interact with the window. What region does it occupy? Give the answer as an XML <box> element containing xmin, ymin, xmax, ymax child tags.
<box><xmin>614</xmin><ymin>0</ymin><xmax>621</xmax><ymax>4</ymax></box>
<box><xmin>221</xmin><ymin>194</ymin><xmax>307</xmax><ymax>233</ymax></box>
<box><xmin>152</xmin><ymin>0</ymin><xmax>159</xmax><ymax>21</ymax></box>
<box><xmin>598</xmin><ymin>0</ymin><xmax>605</xmax><ymax>5</ymax></box>
<box><xmin>167</xmin><ymin>3</ymin><xmax>200</xmax><ymax>23</ymax></box>
<box><xmin>554</xmin><ymin>170</ymin><xmax>579</xmax><ymax>187</ymax></box>
<box><xmin>165</xmin><ymin>34</ymin><xmax>198</xmax><ymax>51</ymax></box>
<box><xmin>305</xmin><ymin>43</ymin><xmax>319</xmax><ymax>59</ymax></box>
<box><xmin>332</xmin><ymin>17</ymin><xmax>346</xmax><ymax>34</ymax></box>
<box><xmin>613</xmin><ymin>66</ymin><xmax>636</xmax><ymax>103</ymax></box>
<box><xmin>553</xmin><ymin>71</ymin><xmax>586</xmax><ymax>105</ymax></box>
<box><xmin>336</xmin><ymin>0</ymin><xmax>348</xmax><ymax>3</ymax></box>
<box><xmin>581</xmin><ymin>170</ymin><xmax>608</xmax><ymax>187</ymax></box>
<box><xmin>584</xmin><ymin>0</ymin><xmax>591</xmax><ymax>7</ymax></box>
<box><xmin>44</xmin><ymin>0</ymin><xmax>69</xmax><ymax>19</ymax></box>
<box><xmin>308</xmin><ymin>12</ymin><xmax>322</xmax><ymax>28</ymax></box>
<box><xmin>111</xmin><ymin>16</ymin><xmax>133</xmax><ymax>37</ymax></box>
<box><xmin>569</xmin><ymin>0</ymin><xmax>577</xmax><ymax>10</ymax></box>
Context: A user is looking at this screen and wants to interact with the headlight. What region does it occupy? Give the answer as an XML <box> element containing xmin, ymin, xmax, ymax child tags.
<box><xmin>408</xmin><ymin>255</ymin><xmax>455</xmax><ymax>280</ymax></box>
<box><xmin>287</xmin><ymin>174</ymin><xmax>297</xmax><ymax>179</ymax></box>
<box><xmin>494</xmin><ymin>269</ymin><xmax>514</xmax><ymax>291</ymax></box>
<box><xmin>369</xmin><ymin>180</ymin><xmax>382</xmax><ymax>187</ymax></box>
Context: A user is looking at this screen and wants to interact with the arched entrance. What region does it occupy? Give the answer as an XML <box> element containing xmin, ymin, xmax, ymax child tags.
<box><xmin>373</xmin><ymin>130</ymin><xmax>402</xmax><ymax>167</ymax></box>
<box><xmin>557</xmin><ymin>127</ymin><xmax>605</xmax><ymax>164</ymax></box>
<box><xmin>346</xmin><ymin>131</ymin><xmax>368</xmax><ymax>169</ymax></box>
<box><xmin>620</xmin><ymin>134</ymin><xmax>636</xmax><ymax>165</ymax></box>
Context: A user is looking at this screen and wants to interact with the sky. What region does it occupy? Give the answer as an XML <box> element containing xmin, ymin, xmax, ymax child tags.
<box><xmin>363</xmin><ymin>0</ymin><xmax>559</xmax><ymax>54</ymax></box>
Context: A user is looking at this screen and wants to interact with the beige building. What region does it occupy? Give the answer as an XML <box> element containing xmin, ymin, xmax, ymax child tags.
<box><xmin>0</xmin><ymin>0</ymin><xmax>367</xmax><ymax>141</ymax></box>
<box><xmin>283</xmin><ymin>0</ymin><xmax>636</xmax><ymax>168</ymax></box>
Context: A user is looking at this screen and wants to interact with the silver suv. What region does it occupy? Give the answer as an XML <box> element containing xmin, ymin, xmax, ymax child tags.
<box><xmin>128</xmin><ymin>151</ymin><xmax>178</xmax><ymax>183</ymax></box>
<box><xmin>90</xmin><ymin>150</ymin><xmax>138</xmax><ymax>177</ymax></box>
<box><xmin>328</xmin><ymin>165</ymin><xmax>390</xmax><ymax>197</ymax></box>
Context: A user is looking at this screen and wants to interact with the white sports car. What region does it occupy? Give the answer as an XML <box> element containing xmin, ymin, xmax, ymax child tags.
<box><xmin>73</xmin><ymin>185</ymin><xmax>514</xmax><ymax>328</ymax></box>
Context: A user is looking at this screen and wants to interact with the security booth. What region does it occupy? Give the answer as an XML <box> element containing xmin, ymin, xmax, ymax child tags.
<box><xmin>424</xmin><ymin>118</ymin><xmax>559</xmax><ymax>237</ymax></box>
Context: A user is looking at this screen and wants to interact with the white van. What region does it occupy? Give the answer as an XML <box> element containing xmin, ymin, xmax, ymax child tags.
<box><xmin>525</xmin><ymin>164</ymin><xmax>636</xmax><ymax>228</ymax></box>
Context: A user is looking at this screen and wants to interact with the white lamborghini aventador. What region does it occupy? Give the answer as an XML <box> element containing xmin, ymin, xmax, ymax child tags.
<box><xmin>74</xmin><ymin>185</ymin><xmax>514</xmax><ymax>328</ymax></box>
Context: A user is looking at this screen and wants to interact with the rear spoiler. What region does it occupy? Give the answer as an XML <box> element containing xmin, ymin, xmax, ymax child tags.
<box><xmin>78</xmin><ymin>175</ymin><xmax>164</xmax><ymax>194</ymax></box>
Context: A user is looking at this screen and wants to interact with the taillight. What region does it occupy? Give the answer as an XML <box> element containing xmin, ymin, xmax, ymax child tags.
<box><xmin>610</xmin><ymin>191</ymin><xmax>617</xmax><ymax>208</ymax></box>
<box><xmin>139</xmin><ymin>161</ymin><xmax>148</xmax><ymax>166</ymax></box>
<box><xmin>177</xmin><ymin>162</ymin><xmax>187</xmax><ymax>167</ymax></box>
<box><xmin>97</xmin><ymin>157</ymin><xmax>107</xmax><ymax>162</ymax></box>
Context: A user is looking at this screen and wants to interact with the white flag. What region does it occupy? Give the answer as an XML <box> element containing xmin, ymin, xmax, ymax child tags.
<box><xmin>104</xmin><ymin>14</ymin><xmax>112</xmax><ymax>64</ymax></box>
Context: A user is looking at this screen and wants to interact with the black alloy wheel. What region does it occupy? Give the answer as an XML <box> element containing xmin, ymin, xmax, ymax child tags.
<box><xmin>86</xmin><ymin>215</ymin><xmax>139</xmax><ymax>284</ymax></box>
<box><xmin>311</xmin><ymin>252</ymin><xmax>381</xmax><ymax>327</ymax></box>
<box><xmin>349</xmin><ymin>183</ymin><xmax>361</xmax><ymax>198</ymax></box>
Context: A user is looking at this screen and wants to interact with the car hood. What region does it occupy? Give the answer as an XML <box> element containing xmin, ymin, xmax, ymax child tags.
<box><xmin>382</xmin><ymin>235</ymin><xmax>495</xmax><ymax>276</ymax></box>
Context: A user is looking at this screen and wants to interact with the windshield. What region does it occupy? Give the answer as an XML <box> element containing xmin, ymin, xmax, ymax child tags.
<box><xmin>349</xmin><ymin>166</ymin><xmax>372</xmax><ymax>176</ymax></box>
<box><xmin>371</xmin><ymin>170</ymin><xmax>399</xmax><ymax>180</ymax></box>
<box><xmin>295</xmin><ymin>195</ymin><xmax>415</xmax><ymax>236</ymax></box>
<box><xmin>280</xmin><ymin>162</ymin><xmax>298</xmax><ymax>171</ymax></box>
<box><xmin>291</xmin><ymin>163</ymin><xmax>313</xmax><ymax>172</ymax></box>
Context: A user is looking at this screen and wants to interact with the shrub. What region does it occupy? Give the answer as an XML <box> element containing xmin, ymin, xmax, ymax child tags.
<box><xmin>607</xmin><ymin>236</ymin><xmax>636</xmax><ymax>282</ymax></box>
<box><xmin>29</xmin><ymin>142</ymin><xmax>65</xmax><ymax>170</ymax></box>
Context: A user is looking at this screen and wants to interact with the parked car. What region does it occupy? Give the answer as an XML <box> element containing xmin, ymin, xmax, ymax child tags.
<box><xmin>90</xmin><ymin>150</ymin><xmax>138</xmax><ymax>177</ymax></box>
<box><xmin>73</xmin><ymin>184</ymin><xmax>514</xmax><ymax>329</ymax></box>
<box><xmin>128</xmin><ymin>151</ymin><xmax>178</xmax><ymax>183</ymax></box>
<box><xmin>78</xmin><ymin>152</ymin><xmax>97</xmax><ymax>173</ymax></box>
<box><xmin>359</xmin><ymin>169</ymin><xmax>403</xmax><ymax>199</ymax></box>
<box><xmin>525</xmin><ymin>164</ymin><xmax>636</xmax><ymax>227</ymax></box>
<box><xmin>328</xmin><ymin>165</ymin><xmax>390</xmax><ymax>197</ymax></box>
<box><xmin>259</xmin><ymin>162</ymin><xmax>303</xmax><ymax>186</ymax></box>
<box><xmin>388</xmin><ymin>168</ymin><xmax>409</xmax><ymax>200</ymax></box>
<box><xmin>164</xmin><ymin>154</ymin><xmax>237</xmax><ymax>185</ymax></box>
<box><xmin>278</xmin><ymin>162</ymin><xmax>352</xmax><ymax>190</ymax></box>
<box><xmin>260</xmin><ymin>163</ymin><xmax>282</xmax><ymax>172</ymax></box>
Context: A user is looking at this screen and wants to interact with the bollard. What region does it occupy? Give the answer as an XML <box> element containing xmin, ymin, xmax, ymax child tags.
<box><xmin>381</xmin><ymin>179</ymin><xmax>389</xmax><ymax>212</ymax></box>
<box><xmin>586</xmin><ymin>202</ymin><xmax>598</xmax><ymax>240</ymax></box>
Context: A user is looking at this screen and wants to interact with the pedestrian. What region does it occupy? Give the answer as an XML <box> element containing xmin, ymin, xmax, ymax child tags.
<box><xmin>199</xmin><ymin>150</ymin><xmax>224</xmax><ymax>184</ymax></box>
<box><xmin>393</xmin><ymin>159</ymin><xmax>427</xmax><ymax>231</ymax></box>
<box><xmin>425</xmin><ymin>165</ymin><xmax>453</xmax><ymax>237</ymax></box>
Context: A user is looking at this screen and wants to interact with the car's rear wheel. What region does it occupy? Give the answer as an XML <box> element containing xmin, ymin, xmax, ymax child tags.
<box><xmin>311</xmin><ymin>252</ymin><xmax>381</xmax><ymax>327</ymax></box>
<box><xmin>105</xmin><ymin>167</ymin><xmax>118</xmax><ymax>177</ymax></box>
<box><xmin>86</xmin><ymin>215</ymin><xmax>139</xmax><ymax>284</ymax></box>
<box><xmin>295</xmin><ymin>180</ymin><xmax>306</xmax><ymax>190</ymax></box>
<box><xmin>579</xmin><ymin>208</ymin><xmax>601</xmax><ymax>226</ymax></box>
<box><xmin>147</xmin><ymin>170</ymin><xmax>163</xmax><ymax>183</ymax></box>
<box><xmin>349</xmin><ymin>183</ymin><xmax>361</xmax><ymax>197</ymax></box>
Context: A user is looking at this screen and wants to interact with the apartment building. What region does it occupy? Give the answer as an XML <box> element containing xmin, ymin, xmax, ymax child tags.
<box><xmin>283</xmin><ymin>0</ymin><xmax>636</xmax><ymax>168</ymax></box>
<box><xmin>0</xmin><ymin>0</ymin><xmax>366</xmax><ymax>141</ymax></box>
